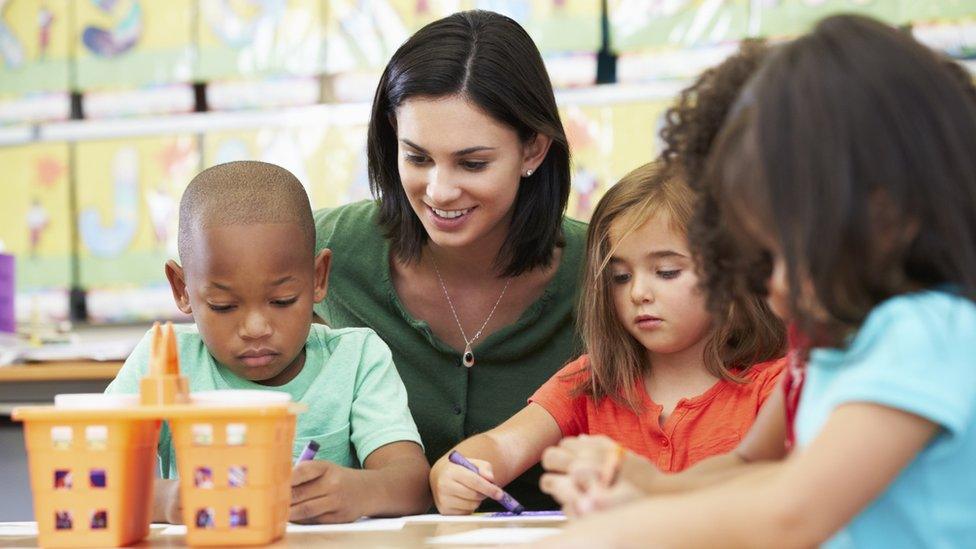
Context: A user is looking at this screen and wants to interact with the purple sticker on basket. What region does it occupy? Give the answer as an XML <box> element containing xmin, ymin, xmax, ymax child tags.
<box><xmin>0</xmin><ymin>253</ymin><xmax>13</xmax><ymax>333</ymax></box>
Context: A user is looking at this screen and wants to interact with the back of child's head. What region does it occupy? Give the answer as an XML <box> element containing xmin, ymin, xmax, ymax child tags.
<box><xmin>577</xmin><ymin>161</ymin><xmax>784</xmax><ymax>410</ymax></box>
<box><xmin>657</xmin><ymin>37</ymin><xmax>785</xmax><ymax>350</ymax></box>
<box><xmin>660</xmin><ymin>38</ymin><xmax>769</xmax><ymax>187</ymax></box>
<box><xmin>177</xmin><ymin>161</ymin><xmax>315</xmax><ymax>269</ymax></box>
<box><xmin>703</xmin><ymin>14</ymin><xmax>976</xmax><ymax>344</ymax></box>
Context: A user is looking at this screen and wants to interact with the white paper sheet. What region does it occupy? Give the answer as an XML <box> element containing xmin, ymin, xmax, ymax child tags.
<box><xmin>159</xmin><ymin>517</ymin><xmax>405</xmax><ymax>536</ymax></box>
<box><xmin>403</xmin><ymin>512</ymin><xmax>566</xmax><ymax>523</ymax></box>
<box><xmin>0</xmin><ymin>522</ymin><xmax>38</xmax><ymax>536</ymax></box>
<box><xmin>427</xmin><ymin>527</ymin><xmax>563</xmax><ymax>545</ymax></box>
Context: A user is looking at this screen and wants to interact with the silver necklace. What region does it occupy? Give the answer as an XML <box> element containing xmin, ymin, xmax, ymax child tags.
<box><xmin>430</xmin><ymin>255</ymin><xmax>512</xmax><ymax>368</ymax></box>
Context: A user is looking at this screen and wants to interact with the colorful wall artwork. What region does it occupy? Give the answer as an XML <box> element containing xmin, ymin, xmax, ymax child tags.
<box><xmin>0</xmin><ymin>142</ymin><xmax>71</xmax><ymax>320</ymax></box>
<box><xmin>0</xmin><ymin>0</ymin><xmax>70</xmax><ymax>97</ymax></box>
<box><xmin>74</xmin><ymin>135</ymin><xmax>198</xmax><ymax>296</ymax></box>
<box><xmin>73</xmin><ymin>0</ymin><xmax>194</xmax><ymax>90</ymax></box>
<box><xmin>201</xmin><ymin>120</ymin><xmax>371</xmax><ymax>210</ymax></box>
<box><xmin>196</xmin><ymin>0</ymin><xmax>324</xmax><ymax>82</ymax></box>
<box><xmin>561</xmin><ymin>99</ymin><xmax>670</xmax><ymax>220</ymax></box>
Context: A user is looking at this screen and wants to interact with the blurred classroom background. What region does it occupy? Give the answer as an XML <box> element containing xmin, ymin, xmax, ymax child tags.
<box><xmin>0</xmin><ymin>0</ymin><xmax>972</xmax><ymax>522</ymax></box>
<box><xmin>0</xmin><ymin>0</ymin><xmax>973</xmax><ymax>329</ymax></box>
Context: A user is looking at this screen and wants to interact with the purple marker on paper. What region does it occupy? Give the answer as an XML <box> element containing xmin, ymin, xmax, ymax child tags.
<box><xmin>294</xmin><ymin>440</ymin><xmax>320</xmax><ymax>466</ymax></box>
<box><xmin>448</xmin><ymin>450</ymin><xmax>524</xmax><ymax>514</ymax></box>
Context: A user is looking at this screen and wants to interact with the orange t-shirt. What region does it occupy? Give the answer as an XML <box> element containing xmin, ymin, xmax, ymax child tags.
<box><xmin>529</xmin><ymin>355</ymin><xmax>785</xmax><ymax>473</ymax></box>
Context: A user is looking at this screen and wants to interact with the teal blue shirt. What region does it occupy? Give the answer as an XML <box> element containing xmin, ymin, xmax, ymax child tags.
<box><xmin>796</xmin><ymin>291</ymin><xmax>976</xmax><ymax>548</ymax></box>
<box><xmin>105</xmin><ymin>323</ymin><xmax>423</xmax><ymax>478</ymax></box>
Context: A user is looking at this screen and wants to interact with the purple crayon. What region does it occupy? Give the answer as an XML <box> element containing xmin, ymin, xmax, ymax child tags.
<box><xmin>448</xmin><ymin>450</ymin><xmax>524</xmax><ymax>514</ymax></box>
<box><xmin>294</xmin><ymin>440</ymin><xmax>320</xmax><ymax>466</ymax></box>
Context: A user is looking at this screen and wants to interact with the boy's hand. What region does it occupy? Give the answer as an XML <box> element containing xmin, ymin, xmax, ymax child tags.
<box><xmin>154</xmin><ymin>478</ymin><xmax>183</xmax><ymax>524</ymax></box>
<box><xmin>430</xmin><ymin>456</ymin><xmax>503</xmax><ymax>515</ymax></box>
<box><xmin>290</xmin><ymin>460</ymin><xmax>367</xmax><ymax>524</ymax></box>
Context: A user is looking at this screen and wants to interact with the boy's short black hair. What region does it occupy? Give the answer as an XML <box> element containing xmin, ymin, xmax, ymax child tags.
<box><xmin>177</xmin><ymin>161</ymin><xmax>314</xmax><ymax>266</ymax></box>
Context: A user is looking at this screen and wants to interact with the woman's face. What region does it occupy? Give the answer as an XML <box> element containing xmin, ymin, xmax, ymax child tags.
<box><xmin>394</xmin><ymin>94</ymin><xmax>545</xmax><ymax>253</ymax></box>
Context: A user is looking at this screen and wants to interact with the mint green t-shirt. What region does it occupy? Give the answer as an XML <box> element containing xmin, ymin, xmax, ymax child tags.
<box><xmin>105</xmin><ymin>323</ymin><xmax>423</xmax><ymax>478</ymax></box>
<box><xmin>313</xmin><ymin>200</ymin><xmax>587</xmax><ymax>510</ymax></box>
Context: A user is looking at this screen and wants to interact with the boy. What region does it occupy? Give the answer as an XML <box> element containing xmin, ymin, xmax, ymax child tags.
<box><xmin>106</xmin><ymin>161</ymin><xmax>430</xmax><ymax>523</ymax></box>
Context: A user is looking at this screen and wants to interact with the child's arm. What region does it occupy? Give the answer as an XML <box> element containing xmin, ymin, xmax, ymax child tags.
<box><xmin>540</xmin><ymin>381</ymin><xmax>789</xmax><ymax>514</ymax></box>
<box><xmin>540</xmin><ymin>402</ymin><xmax>937</xmax><ymax>548</ymax></box>
<box><xmin>289</xmin><ymin>440</ymin><xmax>430</xmax><ymax>523</ymax></box>
<box><xmin>430</xmin><ymin>403</ymin><xmax>563</xmax><ymax>514</ymax></box>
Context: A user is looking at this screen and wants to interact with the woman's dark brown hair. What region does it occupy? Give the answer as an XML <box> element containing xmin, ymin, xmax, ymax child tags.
<box><xmin>367</xmin><ymin>10</ymin><xmax>571</xmax><ymax>277</ymax></box>
<box><xmin>703</xmin><ymin>14</ymin><xmax>976</xmax><ymax>345</ymax></box>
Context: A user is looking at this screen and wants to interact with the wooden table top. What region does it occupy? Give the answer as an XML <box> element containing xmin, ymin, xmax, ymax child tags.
<box><xmin>0</xmin><ymin>518</ymin><xmax>566</xmax><ymax>548</ymax></box>
<box><xmin>0</xmin><ymin>361</ymin><xmax>122</xmax><ymax>383</ymax></box>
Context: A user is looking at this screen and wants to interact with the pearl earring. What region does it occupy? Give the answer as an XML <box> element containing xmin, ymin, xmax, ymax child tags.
<box><xmin>524</xmin><ymin>169</ymin><xmax>533</xmax><ymax>177</ymax></box>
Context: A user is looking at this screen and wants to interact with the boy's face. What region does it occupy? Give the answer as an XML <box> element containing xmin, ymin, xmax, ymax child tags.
<box><xmin>165</xmin><ymin>223</ymin><xmax>329</xmax><ymax>386</ymax></box>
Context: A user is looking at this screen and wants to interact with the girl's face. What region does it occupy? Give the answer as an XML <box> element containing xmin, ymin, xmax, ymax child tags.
<box><xmin>608</xmin><ymin>212</ymin><xmax>713</xmax><ymax>360</ymax></box>
<box><xmin>394</xmin><ymin>95</ymin><xmax>546</xmax><ymax>254</ymax></box>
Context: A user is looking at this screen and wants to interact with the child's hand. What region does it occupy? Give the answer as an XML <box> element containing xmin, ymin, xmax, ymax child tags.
<box><xmin>154</xmin><ymin>478</ymin><xmax>183</xmax><ymax>524</ymax></box>
<box><xmin>430</xmin><ymin>456</ymin><xmax>504</xmax><ymax>515</ymax></box>
<box><xmin>540</xmin><ymin>472</ymin><xmax>643</xmax><ymax>517</ymax></box>
<box><xmin>290</xmin><ymin>460</ymin><xmax>367</xmax><ymax>524</ymax></box>
<box><xmin>541</xmin><ymin>434</ymin><xmax>623</xmax><ymax>489</ymax></box>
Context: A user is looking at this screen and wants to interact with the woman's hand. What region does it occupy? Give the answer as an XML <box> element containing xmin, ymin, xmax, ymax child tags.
<box><xmin>430</xmin><ymin>456</ymin><xmax>504</xmax><ymax>515</ymax></box>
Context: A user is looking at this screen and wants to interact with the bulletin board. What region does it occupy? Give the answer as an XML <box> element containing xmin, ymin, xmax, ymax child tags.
<box><xmin>0</xmin><ymin>0</ymin><xmax>70</xmax><ymax>97</ymax></box>
<box><xmin>196</xmin><ymin>0</ymin><xmax>324</xmax><ymax>82</ymax></box>
<box><xmin>201</xmin><ymin>121</ymin><xmax>371</xmax><ymax>210</ymax></box>
<box><xmin>560</xmin><ymin>99</ymin><xmax>670</xmax><ymax>221</ymax></box>
<box><xmin>465</xmin><ymin>0</ymin><xmax>601</xmax><ymax>54</ymax></box>
<box><xmin>323</xmin><ymin>0</ymin><xmax>460</xmax><ymax>74</ymax></box>
<box><xmin>72</xmin><ymin>0</ymin><xmax>194</xmax><ymax>90</ymax></box>
<box><xmin>74</xmin><ymin>135</ymin><xmax>199</xmax><ymax>289</ymax></box>
<box><xmin>609</xmin><ymin>0</ymin><xmax>750</xmax><ymax>53</ymax></box>
<box><xmin>0</xmin><ymin>142</ymin><xmax>71</xmax><ymax>290</ymax></box>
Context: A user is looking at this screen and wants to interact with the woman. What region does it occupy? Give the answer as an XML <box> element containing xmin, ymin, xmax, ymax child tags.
<box><xmin>313</xmin><ymin>10</ymin><xmax>586</xmax><ymax>509</ymax></box>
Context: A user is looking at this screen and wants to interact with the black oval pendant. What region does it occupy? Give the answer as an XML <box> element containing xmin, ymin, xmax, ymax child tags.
<box><xmin>462</xmin><ymin>351</ymin><xmax>475</xmax><ymax>368</ymax></box>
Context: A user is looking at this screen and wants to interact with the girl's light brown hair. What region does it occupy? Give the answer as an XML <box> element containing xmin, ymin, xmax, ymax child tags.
<box><xmin>573</xmin><ymin>161</ymin><xmax>785</xmax><ymax>411</ymax></box>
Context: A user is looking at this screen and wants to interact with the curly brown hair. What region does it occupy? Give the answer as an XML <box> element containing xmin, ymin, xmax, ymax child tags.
<box><xmin>657</xmin><ymin>39</ymin><xmax>785</xmax><ymax>351</ymax></box>
<box><xmin>659</xmin><ymin>39</ymin><xmax>769</xmax><ymax>188</ymax></box>
<box><xmin>704</xmin><ymin>15</ymin><xmax>976</xmax><ymax>345</ymax></box>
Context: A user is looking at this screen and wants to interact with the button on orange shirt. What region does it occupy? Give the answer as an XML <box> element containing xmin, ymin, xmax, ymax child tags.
<box><xmin>529</xmin><ymin>355</ymin><xmax>785</xmax><ymax>472</ymax></box>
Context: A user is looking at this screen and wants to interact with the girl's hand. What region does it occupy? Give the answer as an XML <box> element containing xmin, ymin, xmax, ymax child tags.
<box><xmin>541</xmin><ymin>434</ymin><xmax>631</xmax><ymax>489</ymax></box>
<box><xmin>540</xmin><ymin>472</ymin><xmax>643</xmax><ymax>517</ymax></box>
<box><xmin>290</xmin><ymin>460</ymin><xmax>367</xmax><ymax>523</ymax></box>
<box><xmin>430</xmin><ymin>456</ymin><xmax>504</xmax><ymax>515</ymax></box>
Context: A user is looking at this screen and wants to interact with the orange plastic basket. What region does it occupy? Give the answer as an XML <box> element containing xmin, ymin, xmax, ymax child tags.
<box><xmin>13</xmin><ymin>323</ymin><xmax>302</xmax><ymax>547</ymax></box>
<box><xmin>15</xmin><ymin>411</ymin><xmax>159</xmax><ymax>548</ymax></box>
<box><xmin>168</xmin><ymin>404</ymin><xmax>296</xmax><ymax>545</ymax></box>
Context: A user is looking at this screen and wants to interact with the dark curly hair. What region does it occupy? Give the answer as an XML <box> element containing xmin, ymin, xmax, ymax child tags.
<box><xmin>658</xmin><ymin>39</ymin><xmax>785</xmax><ymax>357</ymax></box>
<box><xmin>660</xmin><ymin>39</ymin><xmax>769</xmax><ymax>188</ymax></box>
<box><xmin>704</xmin><ymin>15</ymin><xmax>976</xmax><ymax>345</ymax></box>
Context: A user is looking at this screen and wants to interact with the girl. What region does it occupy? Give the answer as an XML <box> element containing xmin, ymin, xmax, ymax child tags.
<box><xmin>539</xmin><ymin>38</ymin><xmax>788</xmax><ymax>515</ymax></box>
<box><xmin>540</xmin><ymin>14</ymin><xmax>976</xmax><ymax>548</ymax></box>
<box><xmin>429</xmin><ymin>161</ymin><xmax>786</xmax><ymax>514</ymax></box>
